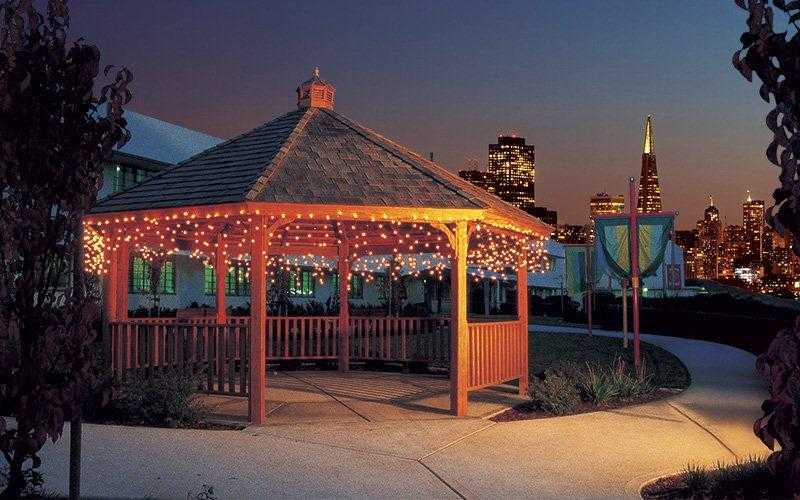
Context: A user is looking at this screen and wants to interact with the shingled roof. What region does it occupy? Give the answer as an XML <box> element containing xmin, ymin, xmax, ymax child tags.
<box><xmin>92</xmin><ymin>106</ymin><xmax>546</xmax><ymax>234</ymax></box>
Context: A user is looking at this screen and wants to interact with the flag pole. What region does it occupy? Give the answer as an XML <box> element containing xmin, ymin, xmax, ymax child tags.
<box><xmin>629</xmin><ymin>177</ymin><xmax>641</xmax><ymax>369</ymax></box>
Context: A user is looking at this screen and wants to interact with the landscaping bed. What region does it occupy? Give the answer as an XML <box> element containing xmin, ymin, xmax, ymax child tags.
<box><xmin>640</xmin><ymin>458</ymin><xmax>784</xmax><ymax>499</ymax></box>
<box><xmin>492</xmin><ymin>331</ymin><xmax>691</xmax><ymax>421</ymax></box>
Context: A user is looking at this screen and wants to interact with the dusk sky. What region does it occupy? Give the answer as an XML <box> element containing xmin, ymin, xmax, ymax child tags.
<box><xmin>72</xmin><ymin>0</ymin><xmax>773</xmax><ymax>229</ymax></box>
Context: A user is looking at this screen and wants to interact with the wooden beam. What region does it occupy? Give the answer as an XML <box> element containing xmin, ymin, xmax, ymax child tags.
<box><xmin>450</xmin><ymin>221</ymin><xmax>469</xmax><ymax>416</ymax></box>
<box><xmin>516</xmin><ymin>245</ymin><xmax>529</xmax><ymax>396</ymax></box>
<box><xmin>215</xmin><ymin>235</ymin><xmax>227</xmax><ymax>324</ymax></box>
<box><xmin>115</xmin><ymin>241</ymin><xmax>129</xmax><ymax>320</ymax></box>
<box><xmin>338</xmin><ymin>238</ymin><xmax>350</xmax><ymax>372</ymax></box>
<box><xmin>249</xmin><ymin>214</ymin><xmax>268</xmax><ymax>425</ymax></box>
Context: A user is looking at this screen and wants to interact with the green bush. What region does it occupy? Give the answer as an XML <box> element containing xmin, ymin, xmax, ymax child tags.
<box><xmin>110</xmin><ymin>371</ymin><xmax>204</xmax><ymax>427</ymax></box>
<box><xmin>528</xmin><ymin>368</ymin><xmax>581</xmax><ymax>415</ymax></box>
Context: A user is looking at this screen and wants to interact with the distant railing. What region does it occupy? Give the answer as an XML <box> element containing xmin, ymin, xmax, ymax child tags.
<box><xmin>266</xmin><ymin>316</ymin><xmax>339</xmax><ymax>360</ymax></box>
<box><xmin>348</xmin><ymin>316</ymin><xmax>450</xmax><ymax>366</ymax></box>
<box><xmin>466</xmin><ymin>320</ymin><xmax>527</xmax><ymax>390</ymax></box>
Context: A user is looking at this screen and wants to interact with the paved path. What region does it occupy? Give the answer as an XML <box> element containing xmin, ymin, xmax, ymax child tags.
<box><xmin>38</xmin><ymin>328</ymin><xmax>769</xmax><ymax>499</ymax></box>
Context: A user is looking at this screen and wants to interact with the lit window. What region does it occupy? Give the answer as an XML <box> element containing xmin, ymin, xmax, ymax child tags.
<box><xmin>332</xmin><ymin>274</ymin><xmax>364</xmax><ymax>299</ymax></box>
<box><xmin>289</xmin><ymin>269</ymin><xmax>315</xmax><ymax>298</ymax></box>
<box><xmin>203</xmin><ymin>264</ymin><xmax>215</xmax><ymax>295</ymax></box>
<box><xmin>225</xmin><ymin>262</ymin><xmax>250</xmax><ymax>296</ymax></box>
<box><xmin>129</xmin><ymin>256</ymin><xmax>176</xmax><ymax>295</ymax></box>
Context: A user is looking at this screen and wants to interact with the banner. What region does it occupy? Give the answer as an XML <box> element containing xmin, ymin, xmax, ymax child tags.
<box><xmin>594</xmin><ymin>214</ymin><xmax>675</xmax><ymax>280</ymax></box>
<box><xmin>564</xmin><ymin>245</ymin><xmax>588</xmax><ymax>296</ymax></box>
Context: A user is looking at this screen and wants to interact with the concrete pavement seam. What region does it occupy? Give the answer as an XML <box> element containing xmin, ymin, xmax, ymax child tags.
<box><xmin>416</xmin><ymin>460</ymin><xmax>469</xmax><ymax>499</ymax></box>
<box><xmin>667</xmin><ymin>402</ymin><xmax>739</xmax><ymax>460</ymax></box>
<box><xmin>417</xmin><ymin>422</ymin><xmax>497</xmax><ymax>461</ymax></box>
<box><xmin>282</xmin><ymin>371</ymin><xmax>372</xmax><ymax>422</ymax></box>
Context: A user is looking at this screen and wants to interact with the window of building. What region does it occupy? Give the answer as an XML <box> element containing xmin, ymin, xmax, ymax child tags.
<box><xmin>289</xmin><ymin>269</ymin><xmax>315</xmax><ymax>298</ymax></box>
<box><xmin>203</xmin><ymin>264</ymin><xmax>215</xmax><ymax>295</ymax></box>
<box><xmin>203</xmin><ymin>262</ymin><xmax>250</xmax><ymax>296</ymax></box>
<box><xmin>111</xmin><ymin>164</ymin><xmax>149</xmax><ymax>193</ymax></box>
<box><xmin>129</xmin><ymin>256</ymin><xmax>176</xmax><ymax>295</ymax></box>
<box><xmin>226</xmin><ymin>263</ymin><xmax>250</xmax><ymax>296</ymax></box>
<box><xmin>331</xmin><ymin>274</ymin><xmax>364</xmax><ymax>299</ymax></box>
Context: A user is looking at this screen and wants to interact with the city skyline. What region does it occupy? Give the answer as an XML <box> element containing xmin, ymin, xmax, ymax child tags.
<box><xmin>70</xmin><ymin>0</ymin><xmax>774</xmax><ymax>229</ymax></box>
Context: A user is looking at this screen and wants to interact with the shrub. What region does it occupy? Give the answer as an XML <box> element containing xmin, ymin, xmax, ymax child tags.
<box><xmin>753</xmin><ymin>318</ymin><xmax>800</xmax><ymax>495</ymax></box>
<box><xmin>577</xmin><ymin>358</ymin><xmax>654</xmax><ymax>405</ymax></box>
<box><xmin>528</xmin><ymin>368</ymin><xmax>581</xmax><ymax>415</ymax></box>
<box><xmin>682</xmin><ymin>463</ymin><xmax>710</xmax><ymax>494</ymax></box>
<box><xmin>110</xmin><ymin>371</ymin><xmax>204</xmax><ymax>427</ymax></box>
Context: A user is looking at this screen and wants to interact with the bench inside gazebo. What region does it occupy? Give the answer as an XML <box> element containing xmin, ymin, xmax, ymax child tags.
<box><xmin>83</xmin><ymin>70</ymin><xmax>551</xmax><ymax>424</ymax></box>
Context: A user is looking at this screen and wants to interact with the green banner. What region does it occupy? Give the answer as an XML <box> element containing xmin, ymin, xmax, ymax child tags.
<box><xmin>637</xmin><ymin>215</ymin><xmax>674</xmax><ymax>278</ymax></box>
<box><xmin>564</xmin><ymin>245</ymin><xmax>588</xmax><ymax>296</ymax></box>
<box><xmin>595</xmin><ymin>218</ymin><xmax>631</xmax><ymax>281</ymax></box>
<box><xmin>594</xmin><ymin>214</ymin><xmax>674</xmax><ymax>281</ymax></box>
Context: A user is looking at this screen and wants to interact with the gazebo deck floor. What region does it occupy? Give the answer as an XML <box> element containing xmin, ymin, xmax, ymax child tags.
<box><xmin>197</xmin><ymin>370</ymin><xmax>526</xmax><ymax>426</ymax></box>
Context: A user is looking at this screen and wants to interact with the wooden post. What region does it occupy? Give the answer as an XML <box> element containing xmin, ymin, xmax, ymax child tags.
<box><xmin>337</xmin><ymin>238</ymin><xmax>350</xmax><ymax>372</ymax></box>
<box><xmin>482</xmin><ymin>278</ymin><xmax>491</xmax><ymax>317</ymax></box>
<box><xmin>116</xmin><ymin>241</ymin><xmax>129</xmax><ymax>321</ymax></box>
<box><xmin>102</xmin><ymin>245</ymin><xmax>119</xmax><ymax>371</ymax></box>
<box><xmin>249</xmin><ymin>214</ymin><xmax>268</xmax><ymax>425</ymax></box>
<box><xmin>516</xmin><ymin>245</ymin><xmax>529</xmax><ymax>396</ymax></box>
<box><xmin>103</xmin><ymin>246</ymin><xmax>118</xmax><ymax>324</ymax></box>
<box><xmin>215</xmin><ymin>238</ymin><xmax>227</xmax><ymax>324</ymax></box>
<box><xmin>450</xmin><ymin>221</ymin><xmax>469</xmax><ymax>416</ymax></box>
<box><xmin>629</xmin><ymin>178</ymin><xmax>641</xmax><ymax>369</ymax></box>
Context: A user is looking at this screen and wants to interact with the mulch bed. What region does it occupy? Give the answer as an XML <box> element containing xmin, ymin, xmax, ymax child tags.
<box><xmin>490</xmin><ymin>387</ymin><xmax>683</xmax><ymax>422</ymax></box>
<box><xmin>85</xmin><ymin>416</ymin><xmax>245</xmax><ymax>431</ymax></box>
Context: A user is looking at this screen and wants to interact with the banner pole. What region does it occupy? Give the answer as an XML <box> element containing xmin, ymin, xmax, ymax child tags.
<box><xmin>629</xmin><ymin>177</ymin><xmax>641</xmax><ymax>369</ymax></box>
<box><xmin>585</xmin><ymin>246</ymin><xmax>592</xmax><ymax>336</ymax></box>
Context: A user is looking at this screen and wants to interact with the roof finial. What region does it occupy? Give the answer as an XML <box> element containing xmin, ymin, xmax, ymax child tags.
<box><xmin>314</xmin><ymin>66</ymin><xmax>320</xmax><ymax>79</ymax></box>
<box><xmin>708</xmin><ymin>194</ymin><xmax>714</xmax><ymax>207</ymax></box>
<box><xmin>746</xmin><ymin>189</ymin><xmax>752</xmax><ymax>203</ymax></box>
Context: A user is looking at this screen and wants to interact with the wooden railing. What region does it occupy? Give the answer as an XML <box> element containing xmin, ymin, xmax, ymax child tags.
<box><xmin>126</xmin><ymin>316</ymin><xmax>249</xmax><ymax>325</ymax></box>
<box><xmin>348</xmin><ymin>317</ymin><xmax>450</xmax><ymax>366</ymax></box>
<box><xmin>109</xmin><ymin>321</ymin><xmax>249</xmax><ymax>396</ymax></box>
<box><xmin>266</xmin><ymin>316</ymin><xmax>339</xmax><ymax>360</ymax></box>
<box><xmin>466</xmin><ymin>320</ymin><xmax>527</xmax><ymax>390</ymax></box>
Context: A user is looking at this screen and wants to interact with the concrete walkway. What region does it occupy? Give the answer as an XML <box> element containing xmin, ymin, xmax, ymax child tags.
<box><xmin>38</xmin><ymin>328</ymin><xmax>769</xmax><ymax>499</ymax></box>
<box><xmin>198</xmin><ymin>371</ymin><xmax>527</xmax><ymax>425</ymax></box>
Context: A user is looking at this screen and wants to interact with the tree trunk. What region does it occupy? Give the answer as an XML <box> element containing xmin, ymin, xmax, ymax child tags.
<box><xmin>69</xmin><ymin>415</ymin><xmax>81</xmax><ymax>500</ymax></box>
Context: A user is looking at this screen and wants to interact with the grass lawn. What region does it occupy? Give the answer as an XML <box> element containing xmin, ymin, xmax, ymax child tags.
<box><xmin>530</xmin><ymin>330</ymin><xmax>691</xmax><ymax>390</ymax></box>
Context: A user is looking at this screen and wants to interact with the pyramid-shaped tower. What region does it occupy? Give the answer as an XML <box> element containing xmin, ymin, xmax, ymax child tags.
<box><xmin>637</xmin><ymin>114</ymin><xmax>662</xmax><ymax>213</ymax></box>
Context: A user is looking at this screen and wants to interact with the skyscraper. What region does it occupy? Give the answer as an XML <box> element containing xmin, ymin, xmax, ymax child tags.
<box><xmin>488</xmin><ymin>135</ymin><xmax>536</xmax><ymax>211</ymax></box>
<box><xmin>696</xmin><ymin>196</ymin><xmax>721</xmax><ymax>279</ymax></box>
<box><xmin>742</xmin><ymin>191</ymin><xmax>765</xmax><ymax>263</ymax></box>
<box><xmin>590</xmin><ymin>192</ymin><xmax>625</xmax><ymax>217</ymax></box>
<box><xmin>457</xmin><ymin>169</ymin><xmax>495</xmax><ymax>193</ymax></box>
<box><xmin>637</xmin><ymin>115</ymin><xmax>662</xmax><ymax>213</ymax></box>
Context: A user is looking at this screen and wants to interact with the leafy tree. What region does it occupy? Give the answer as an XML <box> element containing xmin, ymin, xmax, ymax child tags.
<box><xmin>0</xmin><ymin>0</ymin><xmax>131</xmax><ymax>498</ymax></box>
<box><xmin>733</xmin><ymin>0</ymin><xmax>800</xmax><ymax>494</ymax></box>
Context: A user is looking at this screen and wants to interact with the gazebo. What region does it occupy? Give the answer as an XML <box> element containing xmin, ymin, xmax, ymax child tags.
<box><xmin>83</xmin><ymin>70</ymin><xmax>551</xmax><ymax>424</ymax></box>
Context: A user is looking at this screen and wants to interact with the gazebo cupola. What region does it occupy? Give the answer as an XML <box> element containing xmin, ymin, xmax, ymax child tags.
<box><xmin>296</xmin><ymin>67</ymin><xmax>335</xmax><ymax>110</ymax></box>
